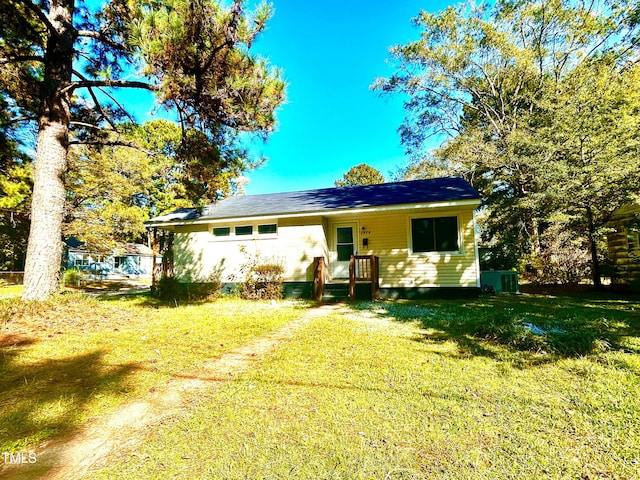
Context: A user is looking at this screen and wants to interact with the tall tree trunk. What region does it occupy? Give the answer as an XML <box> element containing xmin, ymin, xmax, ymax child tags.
<box><xmin>22</xmin><ymin>0</ymin><xmax>75</xmax><ymax>301</ymax></box>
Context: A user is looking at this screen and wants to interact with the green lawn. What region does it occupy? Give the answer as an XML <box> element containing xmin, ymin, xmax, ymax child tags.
<box><xmin>0</xmin><ymin>294</ymin><xmax>306</xmax><ymax>454</ymax></box>
<box><xmin>2</xmin><ymin>292</ymin><xmax>640</xmax><ymax>479</ymax></box>
<box><xmin>0</xmin><ymin>284</ymin><xmax>22</xmax><ymax>299</ymax></box>
<box><xmin>91</xmin><ymin>293</ymin><xmax>640</xmax><ymax>479</ymax></box>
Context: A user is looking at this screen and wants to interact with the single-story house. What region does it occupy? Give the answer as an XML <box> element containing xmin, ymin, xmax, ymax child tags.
<box><xmin>606</xmin><ymin>202</ymin><xmax>640</xmax><ymax>288</ymax></box>
<box><xmin>65</xmin><ymin>239</ymin><xmax>154</xmax><ymax>278</ymax></box>
<box><xmin>145</xmin><ymin>177</ymin><xmax>483</xmax><ymax>299</ymax></box>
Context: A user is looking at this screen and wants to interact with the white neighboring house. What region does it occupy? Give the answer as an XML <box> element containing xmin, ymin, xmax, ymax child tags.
<box><xmin>65</xmin><ymin>240</ymin><xmax>153</xmax><ymax>278</ymax></box>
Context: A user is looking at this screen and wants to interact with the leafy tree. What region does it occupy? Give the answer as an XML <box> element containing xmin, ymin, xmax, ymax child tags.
<box><xmin>335</xmin><ymin>163</ymin><xmax>385</xmax><ymax>187</ymax></box>
<box><xmin>539</xmin><ymin>59</ymin><xmax>640</xmax><ymax>287</ymax></box>
<box><xmin>64</xmin><ymin>119</ymin><xmax>255</xmax><ymax>252</ymax></box>
<box><xmin>1</xmin><ymin>0</ymin><xmax>284</xmax><ymax>300</ymax></box>
<box><xmin>0</xmin><ymin>121</ymin><xmax>32</xmax><ymax>271</ymax></box>
<box><xmin>377</xmin><ymin>0</ymin><xmax>640</xmax><ymax>286</ymax></box>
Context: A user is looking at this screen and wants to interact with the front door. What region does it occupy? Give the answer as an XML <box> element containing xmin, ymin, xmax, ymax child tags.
<box><xmin>332</xmin><ymin>223</ymin><xmax>357</xmax><ymax>279</ymax></box>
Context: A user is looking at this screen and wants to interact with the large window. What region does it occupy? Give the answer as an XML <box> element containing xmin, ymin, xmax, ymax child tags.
<box><xmin>411</xmin><ymin>216</ymin><xmax>459</xmax><ymax>253</ymax></box>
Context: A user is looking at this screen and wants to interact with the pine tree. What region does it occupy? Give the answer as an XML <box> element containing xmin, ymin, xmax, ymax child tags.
<box><xmin>1</xmin><ymin>0</ymin><xmax>285</xmax><ymax>300</ymax></box>
<box><xmin>335</xmin><ymin>164</ymin><xmax>385</xmax><ymax>187</ymax></box>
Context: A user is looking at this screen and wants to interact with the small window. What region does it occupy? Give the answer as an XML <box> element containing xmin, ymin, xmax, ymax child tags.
<box><xmin>411</xmin><ymin>216</ymin><xmax>459</xmax><ymax>253</ymax></box>
<box><xmin>235</xmin><ymin>225</ymin><xmax>253</xmax><ymax>236</ymax></box>
<box><xmin>213</xmin><ymin>227</ymin><xmax>231</xmax><ymax>237</ymax></box>
<box><xmin>74</xmin><ymin>254</ymin><xmax>90</xmax><ymax>267</ymax></box>
<box><xmin>258</xmin><ymin>224</ymin><xmax>277</xmax><ymax>235</ymax></box>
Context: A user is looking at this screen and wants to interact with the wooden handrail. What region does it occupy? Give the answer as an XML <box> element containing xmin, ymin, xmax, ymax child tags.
<box><xmin>349</xmin><ymin>255</ymin><xmax>380</xmax><ymax>300</ymax></box>
<box><xmin>313</xmin><ymin>256</ymin><xmax>325</xmax><ymax>301</ymax></box>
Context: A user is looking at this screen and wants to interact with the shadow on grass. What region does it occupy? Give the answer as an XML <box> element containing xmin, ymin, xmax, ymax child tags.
<box><xmin>347</xmin><ymin>292</ymin><xmax>640</xmax><ymax>364</ymax></box>
<box><xmin>95</xmin><ymin>289</ymin><xmax>222</xmax><ymax>309</ymax></box>
<box><xmin>0</xmin><ymin>334</ymin><xmax>139</xmax><ymax>479</ymax></box>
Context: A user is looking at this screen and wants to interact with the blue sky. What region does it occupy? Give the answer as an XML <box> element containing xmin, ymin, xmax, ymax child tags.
<box><xmin>240</xmin><ymin>0</ymin><xmax>455</xmax><ymax>194</ymax></box>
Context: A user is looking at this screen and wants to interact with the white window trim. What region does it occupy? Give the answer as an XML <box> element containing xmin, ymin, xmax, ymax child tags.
<box><xmin>209</xmin><ymin>222</ymin><xmax>278</xmax><ymax>241</ymax></box>
<box><xmin>257</xmin><ymin>223</ymin><xmax>278</xmax><ymax>238</ymax></box>
<box><xmin>235</xmin><ymin>225</ymin><xmax>254</xmax><ymax>237</ymax></box>
<box><xmin>211</xmin><ymin>226</ymin><xmax>232</xmax><ymax>239</ymax></box>
<box><xmin>407</xmin><ymin>213</ymin><xmax>464</xmax><ymax>257</ymax></box>
<box><xmin>74</xmin><ymin>253</ymin><xmax>91</xmax><ymax>267</ymax></box>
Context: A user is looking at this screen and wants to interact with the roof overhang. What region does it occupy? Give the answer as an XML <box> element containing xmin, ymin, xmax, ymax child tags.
<box><xmin>145</xmin><ymin>198</ymin><xmax>482</xmax><ymax>229</ymax></box>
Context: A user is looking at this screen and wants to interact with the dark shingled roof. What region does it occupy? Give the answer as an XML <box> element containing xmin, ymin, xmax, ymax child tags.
<box><xmin>147</xmin><ymin>177</ymin><xmax>480</xmax><ymax>224</ymax></box>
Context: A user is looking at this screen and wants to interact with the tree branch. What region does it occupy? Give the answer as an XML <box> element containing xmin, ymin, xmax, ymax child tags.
<box><xmin>72</xmin><ymin>70</ymin><xmax>143</xmax><ymax>129</ymax></box>
<box><xmin>9</xmin><ymin>115</ymin><xmax>38</xmax><ymax>125</ymax></box>
<box><xmin>62</xmin><ymin>79</ymin><xmax>158</xmax><ymax>95</ymax></box>
<box><xmin>72</xmin><ymin>69</ymin><xmax>120</xmax><ymax>130</ymax></box>
<box><xmin>0</xmin><ymin>55</ymin><xmax>44</xmax><ymax>64</ymax></box>
<box><xmin>77</xmin><ymin>29</ymin><xmax>129</xmax><ymax>53</ymax></box>
<box><xmin>70</xmin><ymin>121</ymin><xmax>101</xmax><ymax>130</ymax></box>
<box><xmin>93</xmin><ymin>84</ymin><xmax>137</xmax><ymax>125</ymax></box>
<box><xmin>68</xmin><ymin>139</ymin><xmax>153</xmax><ymax>156</ymax></box>
<box><xmin>16</xmin><ymin>0</ymin><xmax>58</xmax><ymax>36</ymax></box>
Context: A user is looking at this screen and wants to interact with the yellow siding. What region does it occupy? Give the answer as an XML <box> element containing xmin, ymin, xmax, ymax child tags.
<box><xmin>173</xmin><ymin>217</ymin><xmax>328</xmax><ymax>282</ymax></box>
<box><xmin>334</xmin><ymin>208</ymin><xmax>479</xmax><ymax>288</ymax></box>
<box><xmin>171</xmin><ymin>206</ymin><xmax>479</xmax><ymax>288</ymax></box>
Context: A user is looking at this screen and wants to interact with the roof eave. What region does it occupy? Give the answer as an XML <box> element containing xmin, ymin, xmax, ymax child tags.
<box><xmin>145</xmin><ymin>198</ymin><xmax>482</xmax><ymax>229</ymax></box>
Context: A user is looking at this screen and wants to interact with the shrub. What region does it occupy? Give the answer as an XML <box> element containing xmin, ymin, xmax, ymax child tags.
<box><xmin>154</xmin><ymin>272</ymin><xmax>222</xmax><ymax>302</ymax></box>
<box><xmin>231</xmin><ymin>246</ymin><xmax>285</xmax><ymax>301</ymax></box>
<box><xmin>154</xmin><ymin>275</ymin><xmax>182</xmax><ymax>301</ymax></box>
<box><xmin>240</xmin><ymin>262</ymin><xmax>285</xmax><ymax>300</ymax></box>
<box><xmin>186</xmin><ymin>277</ymin><xmax>223</xmax><ymax>301</ymax></box>
<box><xmin>521</xmin><ymin>227</ymin><xmax>591</xmax><ymax>285</ymax></box>
<box><xmin>61</xmin><ymin>268</ymin><xmax>84</xmax><ymax>287</ymax></box>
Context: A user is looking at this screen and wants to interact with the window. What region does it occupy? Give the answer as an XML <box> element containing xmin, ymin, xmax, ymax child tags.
<box><xmin>411</xmin><ymin>216</ymin><xmax>459</xmax><ymax>253</ymax></box>
<box><xmin>211</xmin><ymin>223</ymin><xmax>277</xmax><ymax>239</ymax></box>
<box><xmin>336</xmin><ymin>226</ymin><xmax>355</xmax><ymax>261</ymax></box>
<box><xmin>114</xmin><ymin>256</ymin><xmax>126</xmax><ymax>269</ymax></box>
<box><xmin>258</xmin><ymin>224</ymin><xmax>277</xmax><ymax>235</ymax></box>
<box><xmin>235</xmin><ymin>225</ymin><xmax>253</xmax><ymax>236</ymax></box>
<box><xmin>74</xmin><ymin>254</ymin><xmax>90</xmax><ymax>267</ymax></box>
<box><xmin>212</xmin><ymin>227</ymin><xmax>231</xmax><ymax>237</ymax></box>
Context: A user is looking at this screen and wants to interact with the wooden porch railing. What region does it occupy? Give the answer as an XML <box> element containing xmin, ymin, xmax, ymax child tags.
<box><xmin>349</xmin><ymin>255</ymin><xmax>380</xmax><ymax>301</ymax></box>
<box><xmin>313</xmin><ymin>255</ymin><xmax>379</xmax><ymax>301</ymax></box>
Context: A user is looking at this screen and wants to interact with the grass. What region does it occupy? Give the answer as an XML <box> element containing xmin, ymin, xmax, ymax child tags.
<box><xmin>0</xmin><ymin>284</ymin><xmax>23</xmax><ymax>299</ymax></box>
<box><xmin>90</xmin><ymin>292</ymin><xmax>640</xmax><ymax>480</ymax></box>
<box><xmin>2</xmin><ymin>291</ymin><xmax>640</xmax><ymax>479</ymax></box>
<box><xmin>0</xmin><ymin>293</ymin><xmax>306</xmax><ymax>454</ymax></box>
<box><xmin>0</xmin><ymin>279</ymin><xmax>150</xmax><ymax>299</ymax></box>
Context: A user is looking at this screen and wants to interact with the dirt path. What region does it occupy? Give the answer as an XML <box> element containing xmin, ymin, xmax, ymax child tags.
<box><xmin>1</xmin><ymin>303</ymin><xmax>342</xmax><ymax>480</ymax></box>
